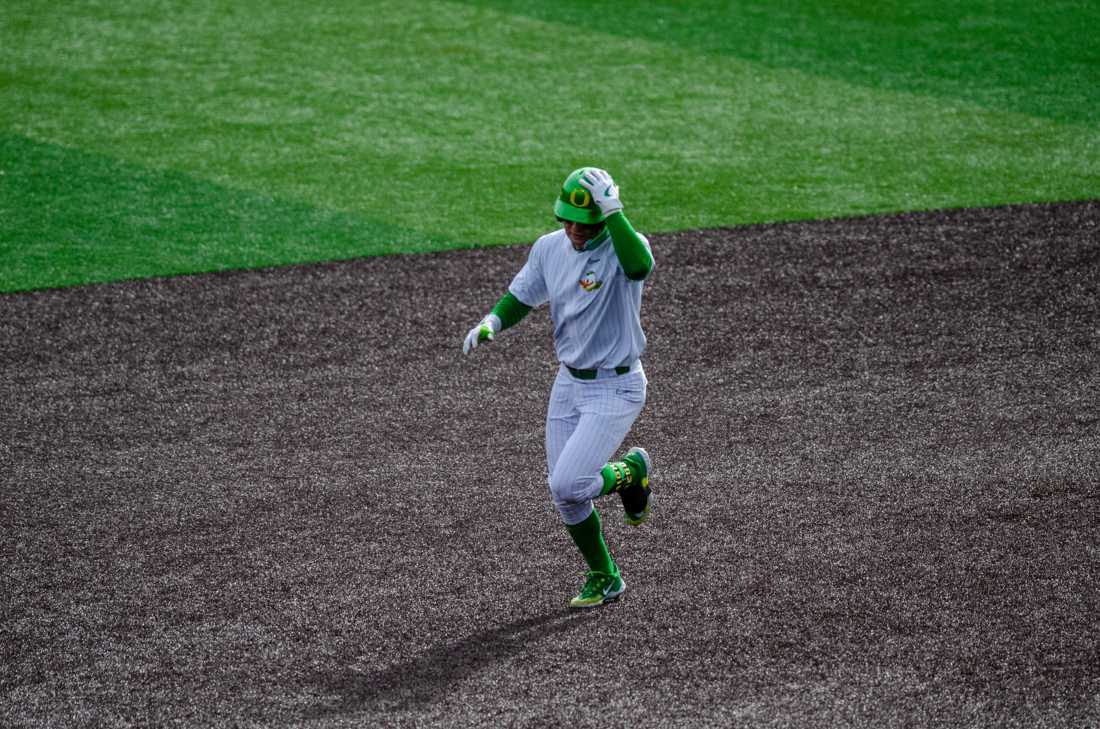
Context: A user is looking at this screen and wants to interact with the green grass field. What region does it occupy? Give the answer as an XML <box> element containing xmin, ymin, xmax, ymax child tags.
<box><xmin>2</xmin><ymin>0</ymin><xmax>1098</xmax><ymax>292</ymax></box>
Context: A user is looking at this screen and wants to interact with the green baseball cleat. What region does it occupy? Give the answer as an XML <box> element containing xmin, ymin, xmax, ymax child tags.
<box><xmin>569</xmin><ymin>570</ymin><xmax>626</xmax><ymax>609</ymax></box>
<box><xmin>620</xmin><ymin>446</ymin><xmax>653</xmax><ymax>526</ymax></box>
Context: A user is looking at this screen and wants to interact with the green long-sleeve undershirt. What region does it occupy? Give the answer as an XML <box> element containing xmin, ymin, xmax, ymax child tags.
<box><xmin>604</xmin><ymin>211</ymin><xmax>653</xmax><ymax>281</ymax></box>
<box><xmin>490</xmin><ymin>291</ymin><xmax>532</xmax><ymax>331</ymax></box>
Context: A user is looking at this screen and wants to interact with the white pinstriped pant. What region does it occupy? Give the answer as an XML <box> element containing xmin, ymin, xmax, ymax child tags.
<box><xmin>545</xmin><ymin>363</ymin><xmax>647</xmax><ymax>525</ymax></box>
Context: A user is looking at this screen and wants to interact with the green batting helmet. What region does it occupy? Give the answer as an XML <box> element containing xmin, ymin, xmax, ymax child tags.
<box><xmin>553</xmin><ymin>167</ymin><xmax>604</xmax><ymax>224</ymax></box>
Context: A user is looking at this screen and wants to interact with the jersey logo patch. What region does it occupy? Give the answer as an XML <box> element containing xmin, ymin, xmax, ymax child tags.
<box><xmin>579</xmin><ymin>270</ymin><xmax>603</xmax><ymax>292</ymax></box>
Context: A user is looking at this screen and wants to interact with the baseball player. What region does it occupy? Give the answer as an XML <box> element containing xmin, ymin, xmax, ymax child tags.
<box><xmin>463</xmin><ymin>167</ymin><xmax>654</xmax><ymax>609</ymax></box>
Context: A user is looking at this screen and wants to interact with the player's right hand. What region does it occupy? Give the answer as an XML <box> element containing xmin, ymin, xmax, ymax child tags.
<box><xmin>463</xmin><ymin>315</ymin><xmax>501</xmax><ymax>355</ymax></box>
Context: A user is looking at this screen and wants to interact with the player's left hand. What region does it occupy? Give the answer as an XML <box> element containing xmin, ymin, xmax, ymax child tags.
<box><xmin>579</xmin><ymin>168</ymin><xmax>623</xmax><ymax>216</ymax></box>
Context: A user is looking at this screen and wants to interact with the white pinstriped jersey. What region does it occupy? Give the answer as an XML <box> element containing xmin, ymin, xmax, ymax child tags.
<box><xmin>508</xmin><ymin>228</ymin><xmax>652</xmax><ymax>370</ymax></box>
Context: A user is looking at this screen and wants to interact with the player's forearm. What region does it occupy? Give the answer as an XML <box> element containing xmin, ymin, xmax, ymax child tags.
<box><xmin>491</xmin><ymin>291</ymin><xmax>532</xmax><ymax>331</ymax></box>
<box><xmin>605</xmin><ymin>212</ymin><xmax>653</xmax><ymax>281</ymax></box>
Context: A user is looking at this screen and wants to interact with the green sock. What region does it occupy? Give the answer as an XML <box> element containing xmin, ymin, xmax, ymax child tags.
<box><xmin>599</xmin><ymin>459</ymin><xmax>638</xmax><ymax>496</ymax></box>
<box><xmin>565</xmin><ymin>509</ymin><xmax>618</xmax><ymax>576</ymax></box>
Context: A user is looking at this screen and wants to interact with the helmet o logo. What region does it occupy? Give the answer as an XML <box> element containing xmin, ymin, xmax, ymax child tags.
<box><xmin>569</xmin><ymin>189</ymin><xmax>591</xmax><ymax>207</ymax></box>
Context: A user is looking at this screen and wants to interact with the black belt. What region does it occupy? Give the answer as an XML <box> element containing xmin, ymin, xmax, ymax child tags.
<box><xmin>567</xmin><ymin>365</ymin><xmax>632</xmax><ymax>380</ymax></box>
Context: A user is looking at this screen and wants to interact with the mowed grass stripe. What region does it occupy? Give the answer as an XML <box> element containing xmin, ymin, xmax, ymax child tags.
<box><xmin>463</xmin><ymin>0</ymin><xmax>1100</xmax><ymax>125</ymax></box>
<box><xmin>0</xmin><ymin>134</ymin><xmax>447</xmax><ymax>293</ymax></box>
<box><xmin>2</xmin><ymin>0</ymin><xmax>1098</xmax><ymax>291</ymax></box>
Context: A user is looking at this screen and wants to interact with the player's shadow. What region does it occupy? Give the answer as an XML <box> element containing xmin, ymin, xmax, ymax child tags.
<box><xmin>309</xmin><ymin>608</ymin><xmax>588</xmax><ymax>715</ymax></box>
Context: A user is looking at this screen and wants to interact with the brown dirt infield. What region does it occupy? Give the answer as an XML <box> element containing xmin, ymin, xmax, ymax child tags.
<box><xmin>2</xmin><ymin>201</ymin><xmax>1098</xmax><ymax>727</ymax></box>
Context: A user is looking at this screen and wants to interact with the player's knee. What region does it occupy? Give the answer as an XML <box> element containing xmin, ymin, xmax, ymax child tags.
<box><xmin>548</xmin><ymin>468</ymin><xmax>598</xmax><ymax>506</ymax></box>
<box><xmin>548</xmin><ymin>470</ymin><xmax>575</xmax><ymax>506</ymax></box>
